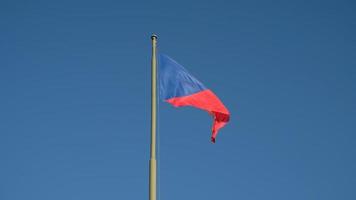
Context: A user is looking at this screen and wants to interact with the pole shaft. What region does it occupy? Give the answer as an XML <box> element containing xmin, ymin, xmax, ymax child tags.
<box><xmin>149</xmin><ymin>34</ymin><xmax>157</xmax><ymax>200</ymax></box>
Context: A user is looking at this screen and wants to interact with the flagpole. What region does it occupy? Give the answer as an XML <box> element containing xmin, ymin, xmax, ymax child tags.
<box><xmin>149</xmin><ymin>34</ymin><xmax>158</xmax><ymax>200</ymax></box>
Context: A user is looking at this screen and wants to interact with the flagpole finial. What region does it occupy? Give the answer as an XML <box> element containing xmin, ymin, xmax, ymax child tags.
<box><xmin>151</xmin><ymin>34</ymin><xmax>158</xmax><ymax>40</ymax></box>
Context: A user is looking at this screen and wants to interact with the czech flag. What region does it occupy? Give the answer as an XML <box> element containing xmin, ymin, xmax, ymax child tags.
<box><xmin>158</xmin><ymin>54</ymin><xmax>230</xmax><ymax>143</ymax></box>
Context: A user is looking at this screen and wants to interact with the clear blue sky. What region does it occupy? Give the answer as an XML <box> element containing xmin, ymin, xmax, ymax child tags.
<box><xmin>1</xmin><ymin>0</ymin><xmax>355</xmax><ymax>199</ymax></box>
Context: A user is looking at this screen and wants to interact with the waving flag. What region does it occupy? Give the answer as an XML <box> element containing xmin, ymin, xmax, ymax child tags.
<box><xmin>158</xmin><ymin>54</ymin><xmax>230</xmax><ymax>143</ymax></box>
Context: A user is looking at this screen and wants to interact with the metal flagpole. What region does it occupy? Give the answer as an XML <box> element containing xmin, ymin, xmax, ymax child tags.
<box><xmin>149</xmin><ymin>34</ymin><xmax>158</xmax><ymax>200</ymax></box>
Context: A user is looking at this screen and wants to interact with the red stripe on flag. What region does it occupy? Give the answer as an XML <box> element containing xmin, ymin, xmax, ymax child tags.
<box><xmin>166</xmin><ymin>89</ymin><xmax>230</xmax><ymax>143</ymax></box>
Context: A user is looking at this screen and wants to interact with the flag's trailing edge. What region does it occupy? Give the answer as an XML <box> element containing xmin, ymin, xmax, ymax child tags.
<box><xmin>158</xmin><ymin>54</ymin><xmax>230</xmax><ymax>143</ymax></box>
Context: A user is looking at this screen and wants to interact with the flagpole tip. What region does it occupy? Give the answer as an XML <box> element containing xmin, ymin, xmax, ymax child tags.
<box><xmin>151</xmin><ymin>34</ymin><xmax>158</xmax><ymax>40</ymax></box>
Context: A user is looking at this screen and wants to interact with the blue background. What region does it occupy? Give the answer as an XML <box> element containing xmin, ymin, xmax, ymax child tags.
<box><xmin>1</xmin><ymin>0</ymin><xmax>355</xmax><ymax>199</ymax></box>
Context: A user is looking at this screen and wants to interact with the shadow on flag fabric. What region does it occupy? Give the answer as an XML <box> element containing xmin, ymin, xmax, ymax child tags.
<box><xmin>158</xmin><ymin>54</ymin><xmax>230</xmax><ymax>143</ymax></box>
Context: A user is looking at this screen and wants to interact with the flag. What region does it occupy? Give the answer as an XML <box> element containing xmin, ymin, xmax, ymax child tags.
<box><xmin>158</xmin><ymin>54</ymin><xmax>230</xmax><ymax>143</ymax></box>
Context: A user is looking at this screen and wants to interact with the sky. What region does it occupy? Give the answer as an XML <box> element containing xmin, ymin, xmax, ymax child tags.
<box><xmin>1</xmin><ymin>0</ymin><xmax>356</xmax><ymax>199</ymax></box>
